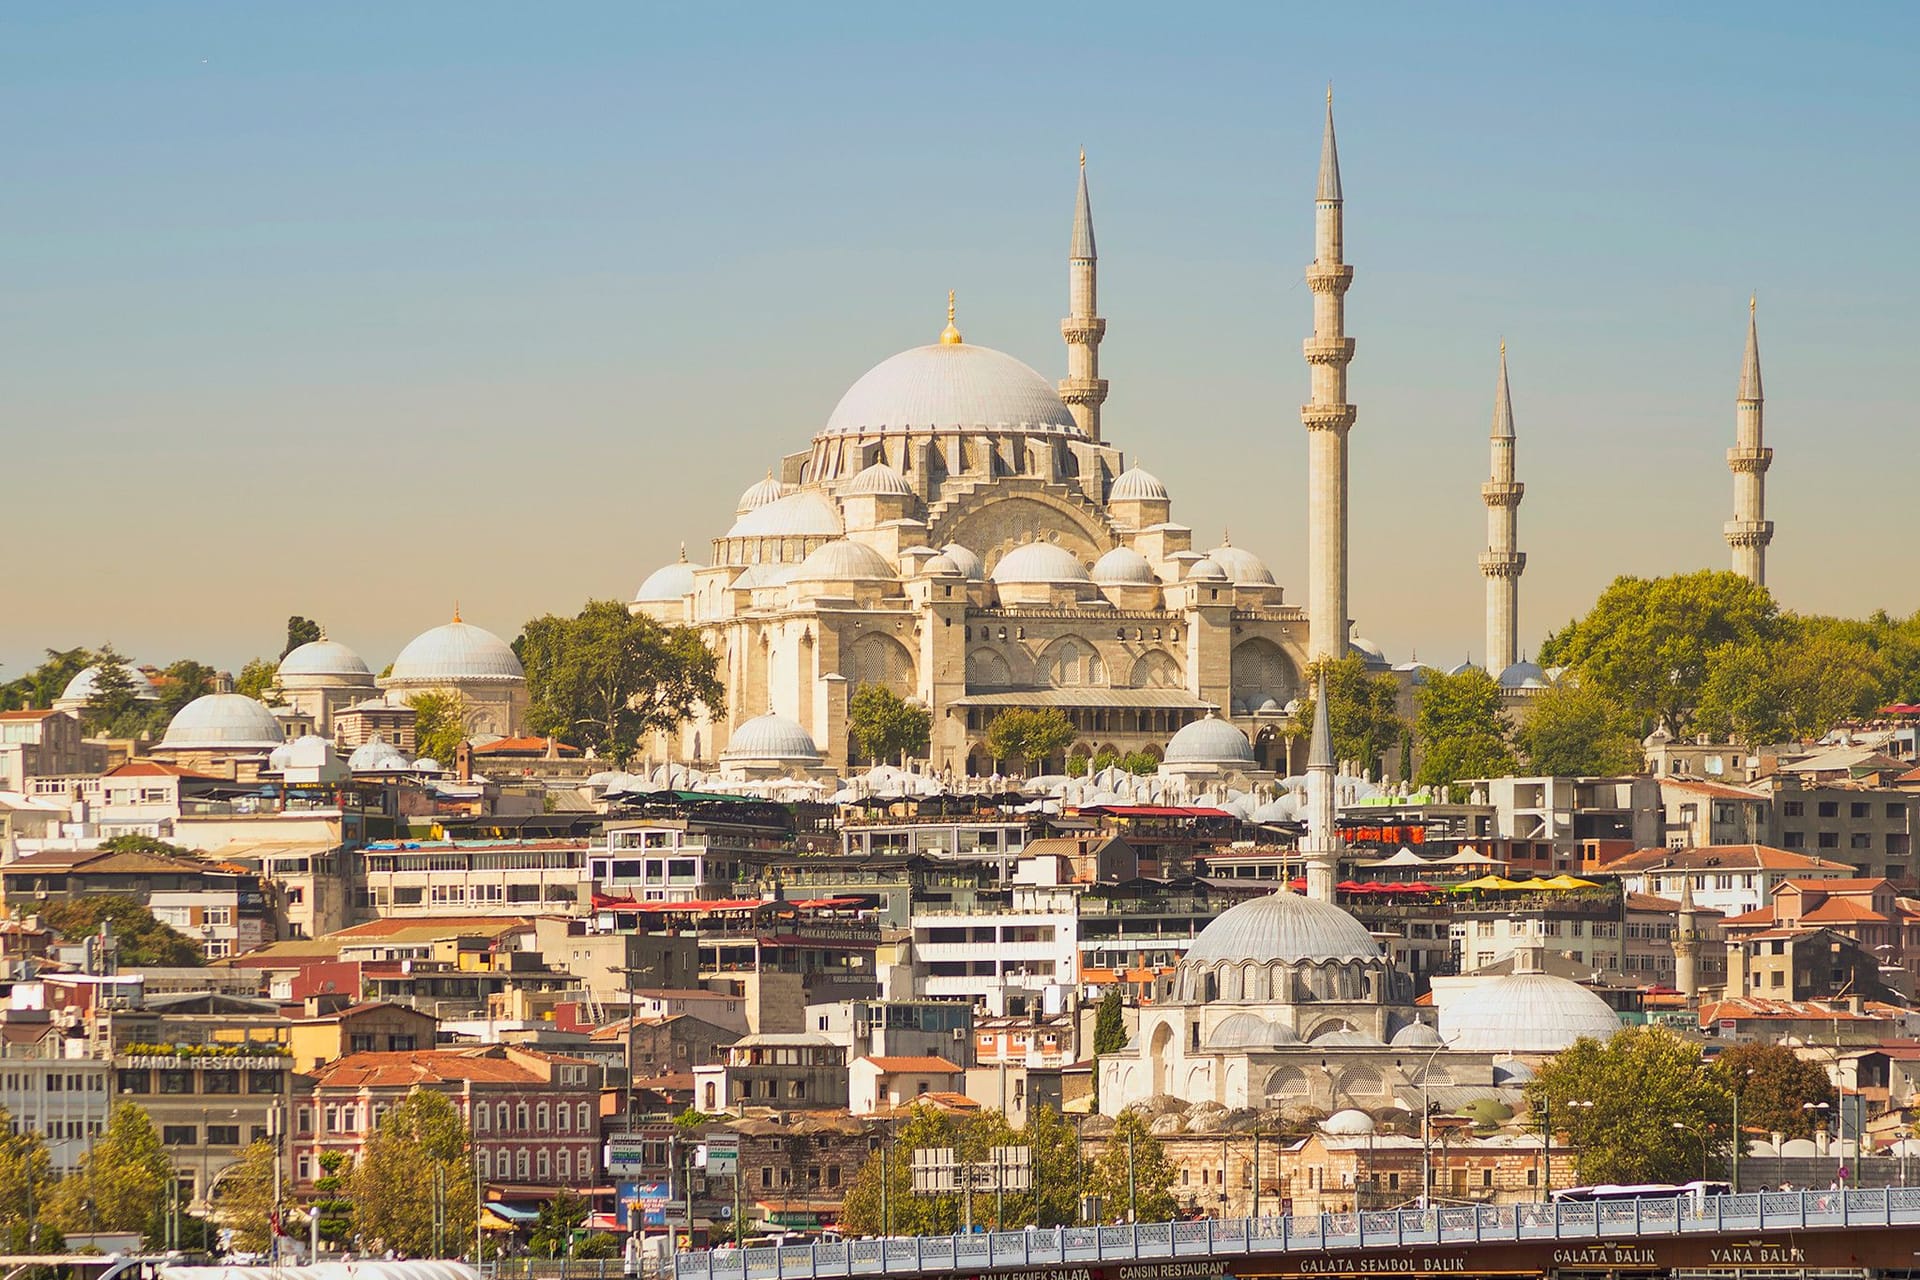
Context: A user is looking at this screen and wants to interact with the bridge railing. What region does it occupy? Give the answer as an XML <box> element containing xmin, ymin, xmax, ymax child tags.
<box><xmin>674</xmin><ymin>1187</ymin><xmax>1920</xmax><ymax>1280</ymax></box>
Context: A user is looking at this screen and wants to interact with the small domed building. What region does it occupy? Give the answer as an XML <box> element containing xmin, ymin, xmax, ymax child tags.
<box><xmin>53</xmin><ymin>662</ymin><xmax>159</xmax><ymax>714</ymax></box>
<box><xmin>377</xmin><ymin>610</ymin><xmax>528</xmax><ymax>739</ymax></box>
<box><xmin>150</xmin><ymin>693</ymin><xmax>287</xmax><ymax>780</ymax></box>
<box><xmin>276</xmin><ymin>636</ymin><xmax>378</xmax><ymax>738</ymax></box>
<box><xmin>1158</xmin><ymin>714</ymin><xmax>1269</xmax><ymax>785</ymax></box>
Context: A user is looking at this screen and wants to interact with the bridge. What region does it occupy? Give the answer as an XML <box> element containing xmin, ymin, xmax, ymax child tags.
<box><xmin>676</xmin><ymin>1188</ymin><xmax>1920</xmax><ymax>1280</ymax></box>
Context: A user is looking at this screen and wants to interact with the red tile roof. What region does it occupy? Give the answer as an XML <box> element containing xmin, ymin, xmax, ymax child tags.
<box><xmin>1598</xmin><ymin>844</ymin><xmax>1856</xmax><ymax>874</ymax></box>
<box><xmin>311</xmin><ymin>1047</ymin><xmax>589</xmax><ymax>1088</ymax></box>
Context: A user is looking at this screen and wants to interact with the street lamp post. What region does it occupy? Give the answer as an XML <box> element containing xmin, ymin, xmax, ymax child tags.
<box><xmin>1804</xmin><ymin>1102</ymin><xmax>1838</xmax><ymax>1188</ymax></box>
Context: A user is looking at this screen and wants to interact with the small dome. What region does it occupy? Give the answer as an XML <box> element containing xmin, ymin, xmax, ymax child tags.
<box><xmin>59</xmin><ymin>663</ymin><xmax>159</xmax><ymax>705</ymax></box>
<box><xmin>388</xmin><ymin>619</ymin><xmax>525</xmax><ymax>684</ymax></box>
<box><xmin>348</xmin><ymin>736</ymin><xmax>409</xmax><ymax>772</ymax></box>
<box><xmin>991</xmin><ymin>543</ymin><xmax>1090</xmax><ymax>585</ymax></box>
<box><xmin>412</xmin><ymin>757</ymin><xmax>443</xmax><ymax>772</ymax></box>
<box><xmin>822</xmin><ymin>343</ymin><xmax>1080</xmax><ymax>436</ymax></box>
<box><xmin>923</xmin><ymin>553</ymin><xmax>962</xmax><ymax>577</ymax></box>
<box><xmin>940</xmin><ymin>544</ymin><xmax>985</xmax><ymax>581</ymax></box>
<box><xmin>1498</xmin><ymin>660</ymin><xmax>1550</xmax><ymax>690</ymax></box>
<box><xmin>160</xmin><ymin>694</ymin><xmax>286</xmax><ymax>751</ymax></box>
<box><xmin>1205</xmin><ymin>1013</ymin><xmax>1300</xmax><ymax>1050</ymax></box>
<box><xmin>722</xmin><ymin>713</ymin><xmax>822</xmax><ymax>763</ymax></box>
<box><xmin>737</xmin><ymin>472</ymin><xmax>791</xmax><ymax>513</ymax></box>
<box><xmin>1091</xmin><ymin>546</ymin><xmax>1158</xmax><ymax>585</ymax></box>
<box><xmin>635</xmin><ymin>558</ymin><xmax>703</xmax><ymax>604</ymax></box>
<box><xmin>1311</xmin><ymin>1027</ymin><xmax>1385</xmax><ymax>1047</ymax></box>
<box><xmin>1441</xmin><ymin>973</ymin><xmax>1622</xmax><ymax>1053</ymax></box>
<box><xmin>1181</xmin><ymin>891</ymin><xmax>1382</xmax><ymax>968</ymax></box>
<box><xmin>1322</xmin><ymin>1109</ymin><xmax>1377</xmax><ymax>1136</ymax></box>
<box><xmin>1205</xmin><ymin>543</ymin><xmax>1276</xmax><ymax>586</ymax></box>
<box><xmin>1493</xmin><ymin>1060</ymin><xmax>1536</xmax><ymax>1085</ymax></box>
<box><xmin>846</xmin><ymin>462</ymin><xmax>913</xmax><ymax>497</ymax></box>
<box><xmin>1110</xmin><ymin>465</ymin><xmax>1169</xmax><ymax>503</ymax></box>
<box><xmin>277</xmin><ymin>638</ymin><xmax>372</xmax><ymax>682</ymax></box>
<box><xmin>1350</xmin><ymin>637</ymin><xmax>1390</xmax><ymax>669</ymax></box>
<box><xmin>725</xmin><ymin>490</ymin><xmax>845</xmax><ymax>540</ymax></box>
<box><xmin>1390</xmin><ymin>1021</ymin><xmax>1444</xmax><ymax>1048</ymax></box>
<box><xmin>268</xmin><ymin>734</ymin><xmax>332</xmax><ymax>772</ymax></box>
<box><xmin>793</xmin><ymin>539</ymin><xmax>898</xmax><ymax>581</ymax></box>
<box><xmin>1447</xmin><ymin>659</ymin><xmax>1482</xmax><ymax>677</ymax></box>
<box><xmin>1164</xmin><ymin>715</ymin><xmax>1254</xmax><ymax>766</ymax></box>
<box><xmin>1187</xmin><ymin>558</ymin><xmax>1228</xmax><ymax>582</ymax></box>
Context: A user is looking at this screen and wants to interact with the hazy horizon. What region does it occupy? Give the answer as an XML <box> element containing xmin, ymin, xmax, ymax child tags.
<box><xmin>5</xmin><ymin>3</ymin><xmax>1917</xmax><ymax>680</ymax></box>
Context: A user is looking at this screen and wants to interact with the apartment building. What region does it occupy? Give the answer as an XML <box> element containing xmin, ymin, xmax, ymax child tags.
<box><xmin>358</xmin><ymin>837</ymin><xmax>589</xmax><ymax>917</ymax></box>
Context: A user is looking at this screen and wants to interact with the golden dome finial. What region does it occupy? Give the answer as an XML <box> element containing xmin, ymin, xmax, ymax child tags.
<box><xmin>1079</xmin><ymin>147</ymin><xmax>1086</xmax><ymax>170</ymax></box>
<box><xmin>939</xmin><ymin>289</ymin><xmax>963</xmax><ymax>345</ymax></box>
<box><xmin>678</xmin><ymin>541</ymin><xmax>687</xmax><ymax>563</ymax></box>
<box><xmin>1327</xmin><ymin>81</ymin><xmax>1334</xmax><ymax>107</ymax></box>
<box><xmin>1500</xmin><ymin>337</ymin><xmax>1506</xmax><ymax>357</ymax></box>
<box><xmin>452</xmin><ymin>601</ymin><xmax>462</xmax><ymax>624</ymax></box>
<box><xmin>1750</xmin><ymin>291</ymin><xmax>1757</xmax><ymax>315</ymax></box>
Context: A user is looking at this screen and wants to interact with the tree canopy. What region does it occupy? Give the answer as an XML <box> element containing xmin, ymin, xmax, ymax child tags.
<box><xmin>39</xmin><ymin>894</ymin><xmax>204</xmax><ymax>967</ymax></box>
<box><xmin>0</xmin><ymin>648</ymin><xmax>94</xmax><ymax>712</ymax></box>
<box><xmin>1713</xmin><ymin>1041</ymin><xmax>1836</xmax><ymax>1140</ymax></box>
<box><xmin>48</xmin><ymin>1101</ymin><xmax>172</xmax><ymax>1234</ymax></box>
<box><xmin>0</xmin><ymin>1105</ymin><xmax>57</xmax><ymax>1249</ymax></box>
<box><xmin>1093</xmin><ymin>989</ymin><xmax>1128</xmax><ymax>1055</ymax></box>
<box><xmin>282</xmin><ymin>616</ymin><xmax>323</xmax><ymax>659</ymax></box>
<box><xmin>1085</xmin><ymin>1108</ymin><xmax>1177</xmax><ymax>1223</ymax></box>
<box><xmin>233</xmin><ymin>658</ymin><xmax>279</xmax><ymax>702</ymax></box>
<box><xmin>1412</xmin><ymin>666</ymin><xmax>1515</xmax><ymax>789</ymax></box>
<box><xmin>408</xmin><ymin>690</ymin><xmax>470</xmax><ymax>764</ymax></box>
<box><xmin>518</xmin><ymin>600</ymin><xmax>726</xmax><ymax>765</ymax></box>
<box><xmin>212</xmin><ymin>1139</ymin><xmax>282</xmax><ymax>1254</ymax></box>
<box><xmin>984</xmin><ymin>708</ymin><xmax>1077</xmax><ymax>773</ymax></box>
<box><xmin>840</xmin><ymin>1104</ymin><xmax>1088</xmax><ymax>1235</ymax></box>
<box><xmin>347</xmin><ymin>1089</ymin><xmax>476</xmax><ymax>1257</ymax></box>
<box><xmin>1525</xmin><ymin>1025</ymin><xmax>1731</xmax><ymax>1185</ymax></box>
<box><xmin>847</xmin><ymin>684</ymin><xmax>932</xmax><ymax>765</ymax></box>
<box><xmin>1514</xmin><ymin>679</ymin><xmax>1643</xmax><ymax>777</ymax></box>
<box><xmin>1291</xmin><ymin>655</ymin><xmax>1406</xmax><ymax>779</ymax></box>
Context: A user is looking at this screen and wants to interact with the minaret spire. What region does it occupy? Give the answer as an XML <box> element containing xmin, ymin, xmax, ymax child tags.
<box><xmin>1060</xmin><ymin>150</ymin><xmax>1109</xmax><ymax>441</ymax></box>
<box><xmin>1725</xmin><ymin>294</ymin><xmax>1773</xmax><ymax>586</ymax></box>
<box><xmin>1301</xmin><ymin>674</ymin><xmax>1342</xmax><ymax>903</ymax></box>
<box><xmin>1303</xmin><ymin>87</ymin><xmax>1357</xmax><ymax>662</ymax></box>
<box><xmin>1479</xmin><ymin>341</ymin><xmax>1525</xmax><ymax>672</ymax></box>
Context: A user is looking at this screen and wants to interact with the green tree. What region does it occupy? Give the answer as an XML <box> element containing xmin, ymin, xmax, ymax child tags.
<box><xmin>1714</xmin><ymin>1041</ymin><xmax>1836</xmax><ymax>1140</ymax></box>
<box><xmin>0</xmin><ymin>1107</ymin><xmax>57</xmax><ymax>1247</ymax></box>
<box><xmin>1412</xmin><ymin>667</ymin><xmax>1516</xmax><ymax>788</ymax></box>
<box><xmin>1539</xmin><ymin>570</ymin><xmax>1780</xmax><ymax>737</ymax></box>
<box><xmin>0</xmin><ymin>647</ymin><xmax>96</xmax><ymax>712</ymax></box>
<box><xmin>233</xmin><ymin>658</ymin><xmax>279</xmax><ymax>702</ymax></box>
<box><xmin>518</xmin><ymin>600</ymin><xmax>727</xmax><ymax>765</ymax></box>
<box><xmin>154</xmin><ymin>660</ymin><xmax>218</xmax><ymax>725</ymax></box>
<box><xmin>984</xmin><ymin>708</ymin><xmax>1077</xmax><ymax>773</ymax></box>
<box><xmin>1023</xmin><ymin>1105</ymin><xmax>1084</xmax><ymax>1228</ymax></box>
<box><xmin>1525</xmin><ymin>1025</ymin><xmax>1731</xmax><ymax>1185</ymax></box>
<box><xmin>282</xmin><ymin>616</ymin><xmax>323</xmax><ymax>659</ymax></box>
<box><xmin>409</xmin><ymin>690</ymin><xmax>471</xmax><ymax>764</ymax></box>
<box><xmin>48</xmin><ymin>1101</ymin><xmax>173</xmax><ymax>1234</ymax></box>
<box><xmin>840</xmin><ymin>1105</ymin><xmax>961</xmax><ymax>1237</ymax></box>
<box><xmin>1516</xmin><ymin>679</ymin><xmax>1643</xmax><ymax>776</ymax></box>
<box><xmin>1086</xmin><ymin>1109</ymin><xmax>1176</xmax><ymax>1224</ymax></box>
<box><xmin>81</xmin><ymin>646</ymin><xmax>144</xmax><ymax>738</ymax></box>
<box><xmin>39</xmin><ymin>895</ymin><xmax>204</xmax><ymax>967</ymax></box>
<box><xmin>310</xmin><ymin>1151</ymin><xmax>353</xmax><ymax>1248</ymax></box>
<box><xmin>211</xmin><ymin>1138</ymin><xmax>282</xmax><ymax>1254</ymax></box>
<box><xmin>848</xmin><ymin>684</ymin><xmax>933</xmax><ymax>765</ymax></box>
<box><xmin>1118</xmin><ymin>751</ymin><xmax>1159</xmax><ymax>776</ymax></box>
<box><xmin>347</xmin><ymin>1089</ymin><xmax>476</xmax><ymax>1257</ymax></box>
<box><xmin>529</xmin><ymin>1188</ymin><xmax>588</xmax><ymax>1259</ymax></box>
<box><xmin>1293</xmin><ymin>655</ymin><xmax>1406</xmax><ymax>778</ymax></box>
<box><xmin>1093</xmin><ymin>990</ymin><xmax>1128</xmax><ymax>1055</ymax></box>
<box><xmin>1699</xmin><ymin>630</ymin><xmax>1887</xmax><ymax>745</ymax></box>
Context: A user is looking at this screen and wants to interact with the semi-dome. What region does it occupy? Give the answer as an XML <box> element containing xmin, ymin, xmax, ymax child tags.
<box><xmin>923</xmin><ymin>553</ymin><xmax>962</xmax><ymax>577</ymax></box>
<box><xmin>348</xmin><ymin>736</ymin><xmax>409</xmax><ymax>772</ymax></box>
<box><xmin>737</xmin><ymin>472</ymin><xmax>791</xmax><ymax>513</ymax></box>
<box><xmin>1180</xmin><ymin>891</ymin><xmax>1382</xmax><ymax>969</ymax></box>
<box><xmin>1111</xmin><ymin>465</ymin><xmax>1169</xmax><ymax>502</ymax></box>
<box><xmin>1164</xmin><ymin>715</ymin><xmax>1254</xmax><ymax>766</ymax></box>
<box><xmin>160</xmin><ymin>694</ymin><xmax>286</xmax><ymax>750</ymax></box>
<box><xmin>1187</xmin><ymin>558</ymin><xmax>1228</xmax><ymax>582</ymax></box>
<box><xmin>59</xmin><ymin>663</ymin><xmax>159</xmax><ymax>705</ymax></box>
<box><xmin>940</xmin><ymin>543</ymin><xmax>985</xmax><ymax>581</ymax></box>
<box><xmin>635</xmin><ymin>558</ymin><xmax>702</xmax><ymax>604</ymax></box>
<box><xmin>387</xmin><ymin>618</ymin><xmax>525</xmax><ymax>684</ymax></box>
<box><xmin>1390</xmin><ymin>1021</ymin><xmax>1444</xmax><ymax>1048</ymax></box>
<box><xmin>991</xmin><ymin>543</ymin><xmax>1090</xmax><ymax>585</ymax></box>
<box><xmin>722</xmin><ymin>713</ymin><xmax>822</xmax><ymax>763</ymax></box>
<box><xmin>1091</xmin><ymin>546</ymin><xmax>1158</xmax><ymax>585</ymax></box>
<box><xmin>1322</xmin><ymin>1109</ymin><xmax>1377</xmax><ymax>1136</ymax></box>
<box><xmin>793</xmin><ymin>539</ymin><xmax>898</xmax><ymax>581</ymax></box>
<box><xmin>1310</xmin><ymin>1027</ymin><xmax>1385</xmax><ymax>1047</ymax></box>
<box><xmin>725</xmin><ymin>490</ymin><xmax>845</xmax><ymax>540</ymax></box>
<box><xmin>277</xmin><ymin>638</ymin><xmax>373</xmax><ymax>681</ymax></box>
<box><xmin>846</xmin><ymin>462</ymin><xmax>914</xmax><ymax>497</ymax></box>
<box><xmin>822</xmin><ymin>343</ymin><xmax>1081</xmax><ymax>437</ymax></box>
<box><xmin>1350</xmin><ymin>637</ymin><xmax>1390</xmax><ymax>669</ymax></box>
<box><xmin>1205</xmin><ymin>542</ymin><xmax>1276</xmax><ymax>586</ymax></box>
<box><xmin>1441</xmin><ymin>973</ymin><xmax>1622</xmax><ymax>1053</ymax></box>
<box><xmin>1498</xmin><ymin>660</ymin><xmax>1550</xmax><ymax>690</ymax></box>
<box><xmin>1205</xmin><ymin>1013</ymin><xmax>1300</xmax><ymax>1050</ymax></box>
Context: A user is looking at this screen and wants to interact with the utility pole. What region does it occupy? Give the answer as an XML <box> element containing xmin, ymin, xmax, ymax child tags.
<box><xmin>614</xmin><ymin>964</ymin><xmax>645</xmax><ymax>1134</ymax></box>
<box><xmin>1126</xmin><ymin>1130</ymin><xmax>1136</xmax><ymax>1223</ymax></box>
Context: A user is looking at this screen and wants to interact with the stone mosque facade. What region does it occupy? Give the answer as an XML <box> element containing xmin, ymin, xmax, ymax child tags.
<box><xmin>631</xmin><ymin>155</ymin><xmax>1313</xmax><ymax>777</ymax></box>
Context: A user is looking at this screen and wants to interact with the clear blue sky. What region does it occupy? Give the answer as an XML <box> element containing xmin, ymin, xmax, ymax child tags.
<box><xmin>3</xmin><ymin>2</ymin><xmax>1915</xmax><ymax>677</ymax></box>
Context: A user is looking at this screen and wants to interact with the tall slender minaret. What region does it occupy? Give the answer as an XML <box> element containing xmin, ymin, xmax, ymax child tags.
<box><xmin>1725</xmin><ymin>295</ymin><xmax>1773</xmax><ymax>586</ymax></box>
<box><xmin>1479</xmin><ymin>341</ymin><xmax>1525</xmax><ymax>673</ymax></box>
<box><xmin>1303</xmin><ymin>87</ymin><xmax>1356</xmax><ymax>662</ymax></box>
<box><xmin>1301</xmin><ymin>674</ymin><xmax>1342</xmax><ymax>903</ymax></box>
<box><xmin>1671</xmin><ymin>872</ymin><xmax>1701</xmax><ymax>1001</ymax></box>
<box><xmin>1059</xmin><ymin>150</ymin><xmax>1109</xmax><ymax>441</ymax></box>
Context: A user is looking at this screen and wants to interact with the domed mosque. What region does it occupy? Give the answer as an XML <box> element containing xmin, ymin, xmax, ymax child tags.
<box><xmin>275</xmin><ymin>633</ymin><xmax>378</xmax><ymax>737</ymax></box>
<box><xmin>629</xmin><ymin>160</ymin><xmax>1310</xmax><ymax>775</ymax></box>
<box><xmin>378</xmin><ymin>608</ymin><xmax>528</xmax><ymax>740</ymax></box>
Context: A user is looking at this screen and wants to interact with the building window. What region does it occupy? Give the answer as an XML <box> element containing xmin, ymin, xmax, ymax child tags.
<box><xmin>498</xmin><ymin>1103</ymin><xmax>511</xmax><ymax>1132</ymax></box>
<box><xmin>158</xmin><ymin>1071</ymin><xmax>191</xmax><ymax>1095</ymax></box>
<box><xmin>204</xmin><ymin>1072</ymin><xmax>238</xmax><ymax>1095</ymax></box>
<box><xmin>579</xmin><ymin>1102</ymin><xmax>591</xmax><ymax>1131</ymax></box>
<box><xmin>117</xmin><ymin>1070</ymin><xmax>150</xmax><ymax>1094</ymax></box>
<box><xmin>207</xmin><ymin>1125</ymin><xmax>240</xmax><ymax>1146</ymax></box>
<box><xmin>557</xmin><ymin>1105</ymin><xmax>571</xmax><ymax>1134</ymax></box>
<box><xmin>248</xmin><ymin>1071</ymin><xmax>284</xmax><ymax>1095</ymax></box>
<box><xmin>1784</xmin><ymin>801</ymin><xmax>1804</xmax><ymax>817</ymax></box>
<box><xmin>1819</xmin><ymin>802</ymin><xmax>1839</xmax><ymax>818</ymax></box>
<box><xmin>1818</xmin><ymin>832</ymin><xmax>1839</xmax><ymax>849</ymax></box>
<box><xmin>162</xmin><ymin>1125</ymin><xmax>197</xmax><ymax>1145</ymax></box>
<box><xmin>536</xmin><ymin>1103</ymin><xmax>550</xmax><ymax>1131</ymax></box>
<box><xmin>537</xmin><ymin>1149</ymin><xmax>551</xmax><ymax>1180</ymax></box>
<box><xmin>1852</xmin><ymin>803</ymin><xmax>1871</xmax><ymax>819</ymax></box>
<box><xmin>557</xmin><ymin>1148</ymin><xmax>570</xmax><ymax>1181</ymax></box>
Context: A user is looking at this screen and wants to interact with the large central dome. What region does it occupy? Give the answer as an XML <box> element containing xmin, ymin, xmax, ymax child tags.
<box><xmin>822</xmin><ymin>343</ymin><xmax>1081</xmax><ymax>437</ymax></box>
<box><xmin>1183</xmin><ymin>891</ymin><xmax>1382</xmax><ymax>968</ymax></box>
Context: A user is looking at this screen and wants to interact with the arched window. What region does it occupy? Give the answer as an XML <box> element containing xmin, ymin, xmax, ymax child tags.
<box><xmin>578</xmin><ymin>1102</ymin><xmax>592</xmax><ymax>1131</ymax></box>
<box><xmin>516</xmin><ymin>1149</ymin><xmax>530</xmax><ymax>1179</ymax></box>
<box><xmin>557</xmin><ymin>1148</ymin><xmax>571</xmax><ymax>1182</ymax></box>
<box><xmin>702</xmin><ymin>1082</ymin><xmax>717</xmax><ymax>1111</ymax></box>
<box><xmin>516</xmin><ymin>1103</ymin><xmax>530</xmax><ymax>1132</ymax></box>
<box><xmin>475</xmin><ymin>1104</ymin><xmax>489</xmax><ymax>1132</ymax></box>
<box><xmin>476</xmin><ymin>1148</ymin><xmax>490</xmax><ymax>1178</ymax></box>
<box><xmin>496</xmin><ymin>1102</ymin><xmax>510</xmax><ymax>1132</ymax></box>
<box><xmin>537</xmin><ymin>1149</ymin><xmax>551</xmax><ymax>1180</ymax></box>
<box><xmin>536</xmin><ymin>1103</ymin><xmax>550</xmax><ymax>1131</ymax></box>
<box><xmin>557</xmin><ymin>1104</ymin><xmax>571</xmax><ymax>1133</ymax></box>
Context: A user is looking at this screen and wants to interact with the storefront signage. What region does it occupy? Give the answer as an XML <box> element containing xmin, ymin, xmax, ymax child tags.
<box><xmin>1298</xmin><ymin>1257</ymin><xmax>1470</xmax><ymax>1275</ymax></box>
<box><xmin>125</xmin><ymin>1055</ymin><xmax>285</xmax><ymax>1071</ymax></box>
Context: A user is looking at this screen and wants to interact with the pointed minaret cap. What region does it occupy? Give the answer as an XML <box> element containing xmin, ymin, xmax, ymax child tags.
<box><xmin>1071</xmin><ymin>148</ymin><xmax>1097</xmax><ymax>260</ymax></box>
<box><xmin>1677</xmin><ymin>869</ymin><xmax>1696</xmax><ymax>914</ymax></box>
<box><xmin>1491</xmin><ymin>340</ymin><xmax>1515</xmax><ymax>439</ymax></box>
<box><xmin>1317</xmin><ymin>83</ymin><xmax>1343</xmax><ymax>202</ymax></box>
<box><xmin>939</xmin><ymin>290</ymin><xmax>963</xmax><ymax>345</ymax></box>
<box><xmin>1740</xmin><ymin>293</ymin><xmax>1763</xmax><ymax>401</ymax></box>
<box><xmin>1308</xmin><ymin>673</ymin><xmax>1334</xmax><ymax>770</ymax></box>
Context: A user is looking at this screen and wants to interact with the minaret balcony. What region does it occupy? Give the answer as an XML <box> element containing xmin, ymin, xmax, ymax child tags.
<box><xmin>1299</xmin><ymin>403</ymin><xmax>1356</xmax><ymax>432</ymax></box>
<box><xmin>1481</xmin><ymin>480</ymin><xmax>1524</xmax><ymax>506</ymax></box>
<box><xmin>1305</xmin><ymin>264</ymin><xmax>1353</xmax><ymax>291</ymax></box>
<box><xmin>1723</xmin><ymin>519</ymin><xmax>1775</xmax><ymax>546</ymax></box>
<box><xmin>1478</xmin><ymin>551</ymin><xmax>1526</xmax><ymax>578</ymax></box>
<box><xmin>1302</xmin><ymin>337</ymin><xmax>1356</xmax><ymax>364</ymax></box>
<box><xmin>1060</xmin><ymin>317</ymin><xmax>1107</xmax><ymax>343</ymax></box>
<box><xmin>1727</xmin><ymin>446</ymin><xmax>1773</xmax><ymax>473</ymax></box>
<box><xmin>1057</xmin><ymin>377</ymin><xmax>1109</xmax><ymax>406</ymax></box>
